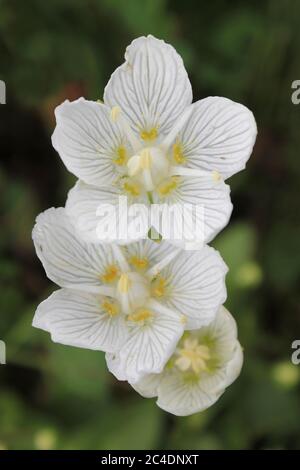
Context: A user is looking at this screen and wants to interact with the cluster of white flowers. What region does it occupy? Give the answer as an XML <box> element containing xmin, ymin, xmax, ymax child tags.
<box><xmin>33</xmin><ymin>35</ymin><xmax>256</xmax><ymax>416</ymax></box>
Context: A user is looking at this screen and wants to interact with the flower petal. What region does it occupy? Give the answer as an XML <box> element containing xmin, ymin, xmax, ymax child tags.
<box><xmin>159</xmin><ymin>246</ymin><xmax>227</xmax><ymax>329</ymax></box>
<box><xmin>32</xmin><ymin>207</ymin><xmax>117</xmax><ymax>290</ymax></box>
<box><xmin>52</xmin><ymin>98</ymin><xmax>131</xmax><ymax>186</ymax></box>
<box><xmin>176</xmin><ymin>97</ymin><xmax>257</xmax><ymax>179</ymax></box>
<box><xmin>159</xmin><ymin>344</ymin><xmax>242</xmax><ymax>417</ymax></box>
<box><xmin>66</xmin><ymin>181</ymin><xmax>150</xmax><ymax>244</ymax></box>
<box><xmin>125</xmin><ymin>239</ymin><xmax>177</xmax><ymax>273</ymax></box>
<box><xmin>107</xmin><ymin>301</ymin><xmax>184</xmax><ymax>383</ymax></box>
<box><xmin>152</xmin><ymin>175</ymin><xmax>233</xmax><ymax>246</ymax></box>
<box><xmin>105</xmin><ymin>352</ymin><xmax>128</xmax><ymax>381</ymax></box>
<box><xmin>156</xmin><ymin>370</ymin><xmax>222</xmax><ymax>416</ymax></box>
<box><xmin>205</xmin><ymin>306</ymin><xmax>238</xmax><ymax>364</ymax></box>
<box><xmin>225</xmin><ymin>341</ymin><xmax>243</xmax><ymax>388</ymax></box>
<box><xmin>104</xmin><ymin>35</ymin><xmax>192</xmax><ymax>142</ymax></box>
<box><xmin>132</xmin><ymin>307</ymin><xmax>242</xmax><ymax>416</ymax></box>
<box><xmin>33</xmin><ymin>289</ymin><xmax>127</xmax><ymax>353</ymax></box>
<box><xmin>130</xmin><ymin>373</ymin><xmax>162</xmax><ymax>398</ymax></box>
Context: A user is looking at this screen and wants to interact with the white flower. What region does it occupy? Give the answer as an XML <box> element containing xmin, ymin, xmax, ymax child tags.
<box><xmin>129</xmin><ymin>306</ymin><xmax>243</xmax><ymax>416</ymax></box>
<box><xmin>32</xmin><ymin>207</ymin><xmax>227</xmax><ymax>382</ymax></box>
<box><xmin>51</xmin><ymin>35</ymin><xmax>256</xmax><ymax>246</ymax></box>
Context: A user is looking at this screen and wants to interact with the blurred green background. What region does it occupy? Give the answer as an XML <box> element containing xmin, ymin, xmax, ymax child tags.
<box><xmin>0</xmin><ymin>0</ymin><xmax>300</xmax><ymax>450</ymax></box>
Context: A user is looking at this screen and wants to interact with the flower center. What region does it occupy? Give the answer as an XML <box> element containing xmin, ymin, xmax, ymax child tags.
<box><xmin>151</xmin><ymin>276</ymin><xmax>167</xmax><ymax>298</ymax></box>
<box><xmin>116</xmin><ymin>271</ymin><xmax>150</xmax><ymax>315</ymax></box>
<box><xmin>102</xmin><ymin>299</ymin><xmax>119</xmax><ymax>317</ymax></box>
<box><xmin>175</xmin><ymin>337</ymin><xmax>211</xmax><ymax>375</ymax></box>
<box><xmin>100</xmin><ymin>264</ymin><xmax>120</xmax><ymax>283</ymax></box>
<box><xmin>172</xmin><ymin>141</ymin><xmax>186</xmax><ymax>164</ymax></box>
<box><xmin>129</xmin><ymin>255</ymin><xmax>149</xmax><ymax>270</ymax></box>
<box><xmin>127</xmin><ymin>147</ymin><xmax>170</xmax><ymax>191</ymax></box>
<box><xmin>140</xmin><ymin>127</ymin><xmax>158</xmax><ymax>142</ymax></box>
<box><xmin>127</xmin><ymin>307</ymin><xmax>153</xmax><ymax>323</ymax></box>
<box><xmin>113</xmin><ymin>145</ymin><xmax>128</xmax><ymax>166</ymax></box>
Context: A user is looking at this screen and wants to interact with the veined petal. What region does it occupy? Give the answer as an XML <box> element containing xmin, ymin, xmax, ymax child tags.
<box><xmin>156</xmin><ymin>371</ymin><xmax>221</xmax><ymax>416</ymax></box>
<box><xmin>32</xmin><ymin>207</ymin><xmax>117</xmax><ymax>290</ymax></box>
<box><xmin>125</xmin><ymin>239</ymin><xmax>178</xmax><ymax>275</ymax></box>
<box><xmin>201</xmin><ymin>306</ymin><xmax>238</xmax><ymax>365</ymax></box>
<box><xmin>66</xmin><ymin>181</ymin><xmax>150</xmax><ymax>244</ymax></box>
<box><xmin>130</xmin><ymin>372</ymin><xmax>162</xmax><ymax>398</ymax></box>
<box><xmin>137</xmin><ymin>307</ymin><xmax>242</xmax><ymax>416</ymax></box>
<box><xmin>104</xmin><ymin>35</ymin><xmax>192</xmax><ymax>143</ymax></box>
<box><xmin>152</xmin><ymin>175</ymin><xmax>232</xmax><ymax>245</ymax></box>
<box><xmin>52</xmin><ymin>98</ymin><xmax>131</xmax><ymax>186</ymax></box>
<box><xmin>175</xmin><ymin>97</ymin><xmax>257</xmax><ymax>179</ymax></box>
<box><xmin>173</xmin><ymin>309</ymin><xmax>241</xmax><ymax>400</ymax></box>
<box><xmin>159</xmin><ymin>246</ymin><xmax>227</xmax><ymax>329</ymax></box>
<box><xmin>33</xmin><ymin>289</ymin><xmax>127</xmax><ymax>353</ymax></box>
<box><xmin>105</xmin><ymin>352</ymin><xmax>128</xmax><ymax>381</ymax></box>
<box><xmin>108</xmin><ymin>301</ymin><xmax>184</xmax><ymax>383</ymax></box>
<box><xmin>224</xmin><ymin>341</ymin><xmax>243</xmax><ymax>388</ymax></box>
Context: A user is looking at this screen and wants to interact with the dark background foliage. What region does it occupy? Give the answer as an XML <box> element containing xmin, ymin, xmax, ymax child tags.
<box><xmin>0</xmin><ymin>0</ymin><xmax>300</xmax><ymax>450</ymax></box>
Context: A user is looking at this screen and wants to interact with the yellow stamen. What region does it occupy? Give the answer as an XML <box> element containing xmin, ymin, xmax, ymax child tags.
<box><xmin>118</xmin><ymin>273</ymin><xmax>131</xmax><ymax>293</ymax></box>
<box><xmin>110</xmin><ymin>106</ymin><xmax>121</xmax><ymax>122</ymax></box>
<box><xmin>156</xmin><ymin>177</ymin><xmax>180</xmax><ymax>197</ymax></box>
<box><xmin>151</xmin><ymin>276</ymin><xmax>167</xmax><ymax>298</ymax></box>
<box><xmin>123</xmin><ymin>181</ymin><xmax>141</xmax><ymax>197</ymax></box>
<box><xmin>102</xmin><ymin>300</ymin><xmax>119</xmax><ymax>317</ymax></box>
<box><xmin>113</xmin><ymin>145</ymin><xmax>127</xmax><ymax>166</ymax></box>
<box><xmin>127</xmin><ymin>308</ymin><xmax>153</xmax><ymax>322</ymax></box>
<box><xmin>173</xmin><ymin>141</ymin><xmax>186</xmax><ymax>164</ymax></box>
<box><xmin>129</xmin><ymin>256</ymin><xmax>149</xmax><ymax>270</ymax></box>
<box><xmin>140</xmin><ymin>127</ymin><xmax>158</xmax><ymax>142</ymax></box>
<box><xmin>176</xmin><ymin>337</ymin><xmax>211</xmax><ymax>375</ymax></box>
<box><xmin>100</xmin><ymin>265</ymin><xmax>119</xmax><ymax>283</ymax></box>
